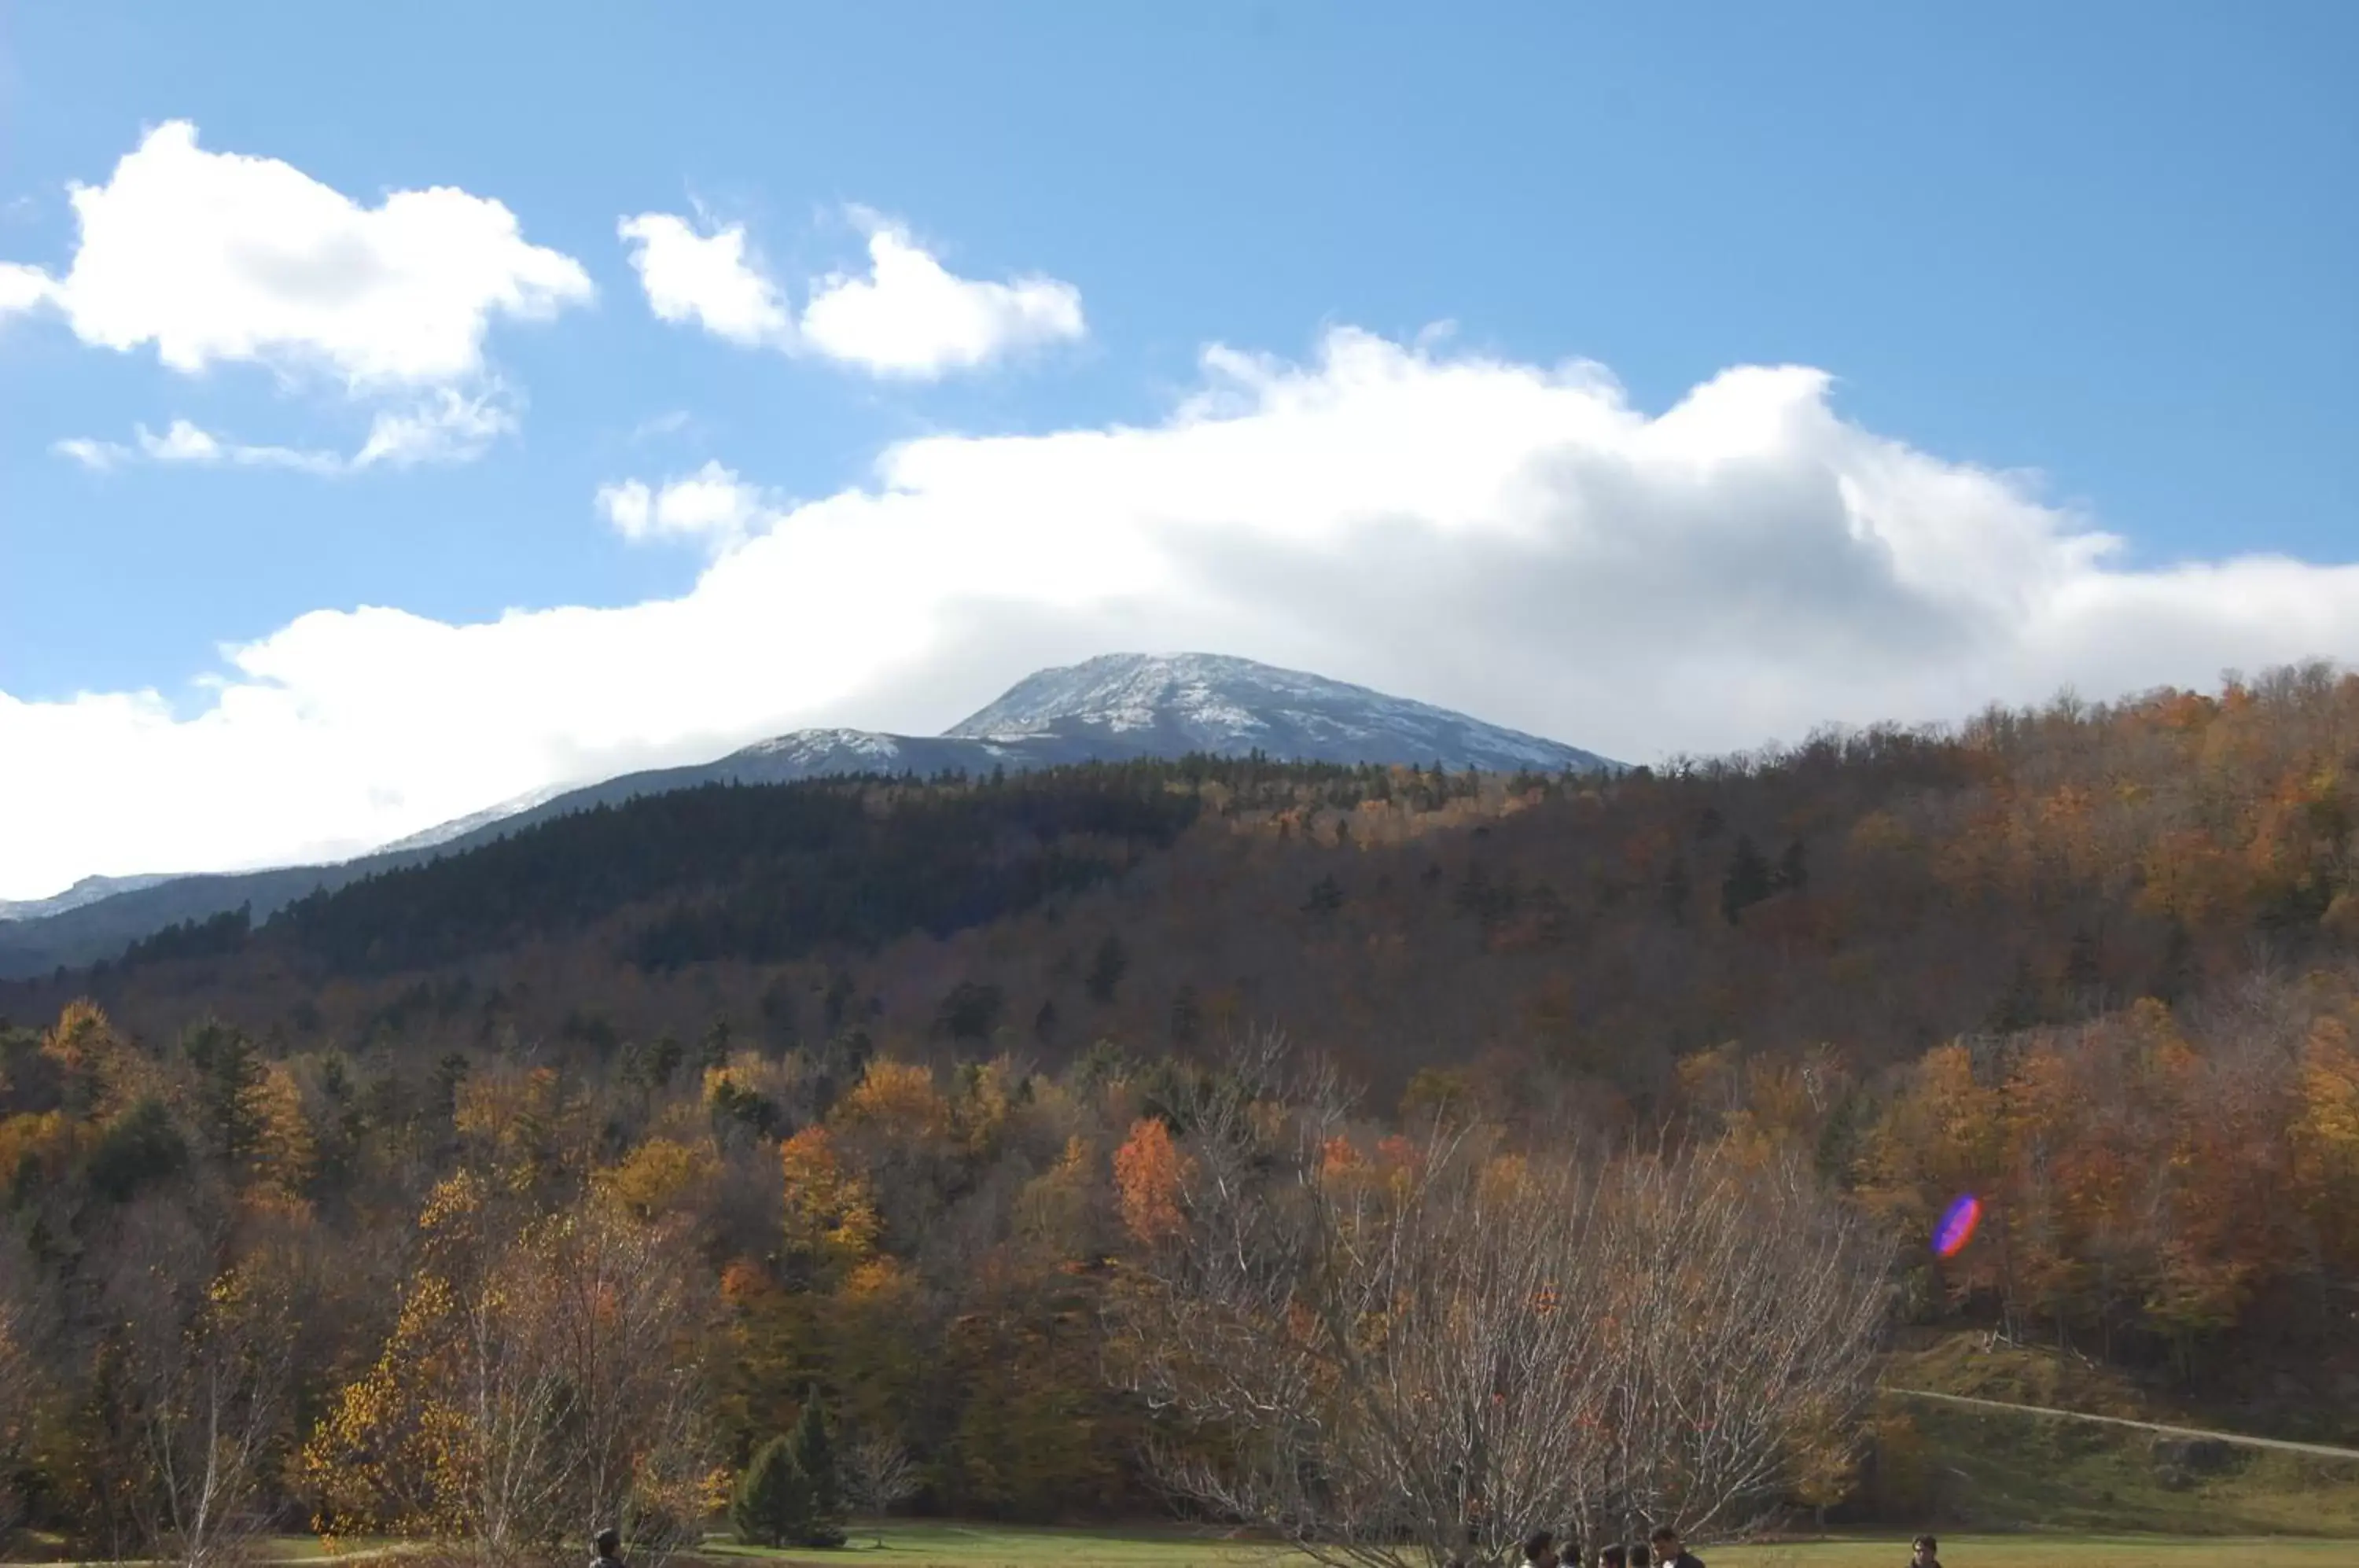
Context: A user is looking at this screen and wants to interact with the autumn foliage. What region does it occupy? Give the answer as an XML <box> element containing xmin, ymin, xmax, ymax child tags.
<box><xmin>3</xmin><ymin>667</ymin><xmax>2359</xmax><ymax>1555</ymax></box>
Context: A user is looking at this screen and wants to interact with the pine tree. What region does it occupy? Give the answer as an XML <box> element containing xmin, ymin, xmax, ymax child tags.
<box><xmin>731</xmin><ymin>1434</ymin><xmax>807</xmax><ymax>1547</ymax></box>
<box><xmin>1660</xmin><ymin>857</ymin><xmax>1692</xmax><ymax>925</ymax></box>
<box><xmin>788</xmin><ymin>1394</ymin><xmax>847</xmax><ymax>1546</ymax></box>
<box><xmin>1720</xmin><ymin>834</ymin><xmax>1773</xmax><ymax>925</ymax></box>
<box><xmin>1302</xmin><ymin>873</ymin><xmax>1344</xmax><ymax>915</ymax></box>
<box><xmin>1085</xmin><ymin>934</ymin><xmax>1128</xmax><ymax>1005</ymax></box>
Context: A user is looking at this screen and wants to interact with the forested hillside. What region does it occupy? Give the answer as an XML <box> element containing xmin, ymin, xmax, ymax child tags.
<box><xmin>3</xmin><ymin>665</ymin><xmax>2358</xmax><ymax>1557</ymax></box>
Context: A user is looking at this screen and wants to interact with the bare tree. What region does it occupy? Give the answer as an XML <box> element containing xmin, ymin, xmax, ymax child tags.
<box><xmin>0</xmin><ymin>1230</ymin><xmax>38</xmax><ymax>1541</ymax></box>
<box><xmin>105</xmin><ymin>1197</ymin><xmax>294</xmax><ymax>1568</ymax></box>
<box><xmin>1577</xmin><ymin>1149</ymin><xmax>1890</xmax><ymax>1549</ymax></box>
<box><xmin>538</xmin><ymin>1199</ymin><xmax>720</xmax><ymax>1566</ymax></box>
<box><xmin>842</xmin><ymin>1435</ymin><xmax>921</xmax><ymax>1517</ymax></box>
<box><xmin>306</xmin><ymin>1173</ymin><xmax>719</xmax><ymax>1567</ymax></box>
<box><xmin>1109</xmin><ymin>1032</ymin><xmax>1887</xmax><ymax>1568</ymax></box>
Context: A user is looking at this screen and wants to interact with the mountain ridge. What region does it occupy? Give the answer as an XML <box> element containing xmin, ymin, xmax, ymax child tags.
<box><xmin>0</xmin><ymin>653</ymin><xmax>1615</xmax><ymax>977</ymax></box>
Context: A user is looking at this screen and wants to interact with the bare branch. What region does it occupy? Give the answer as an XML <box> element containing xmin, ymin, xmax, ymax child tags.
<box><xmin>1110</xmin><ymin>1059</ymin><xmax>1888</xmax><ymax>1568</ymax></box>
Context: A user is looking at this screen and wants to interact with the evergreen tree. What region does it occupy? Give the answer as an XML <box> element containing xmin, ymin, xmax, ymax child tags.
<box><xmin>1085</xmin><ymin>934</ymin><xmax>1128</xmax><ymax>1005</ymax></box>
<box><xmin>1720</xmin><ymin>834</ymin><xmax>1773</xmax><ymax>924</ymax></box>
<box><xmin>697</xmin><ymin>1018</ymin><xmax>733</xmax><ymax>1073</ymax></box>
<box><xmin>1302</xmin><ymin>873</ymin><xmax>1345</xmax><ymax>915</ymax></box>
<box><xmin>1660</xmin><ymin>857</ymin><xmax>1692</xmax><ymax>926</ymax></box>
<box><xmin>182</xmin><ymin>1018</ymin><xmax>265</xmax><ymax>1165</ymax></box>
<box><xmin>1169</xmin><ymin>985</ymin><xmax>1202</xmax><ymax>1047</ymax></box>
<box><xmin>731</xmin><ymin>1434</ymin><xmax>808</xmax><ymax>1547</ymax></box>
<box><xmin>788</xmin><ymin>1395</ymin><xmax>848</xmax><ymax>1546</ymax></box>
<box><xmin>937</xmin><ymin>981</ymin><xmax>1005</xmax><ymax>1042</ymax></box>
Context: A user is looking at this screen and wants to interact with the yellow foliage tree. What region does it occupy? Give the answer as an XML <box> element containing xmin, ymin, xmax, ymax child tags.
<box><xmin>778</xmin><ymin>1127</ymin><xmax>881</xmax><ymax>1281</ymax></box>
<box><xmin>596</xmin><ymin>1136</ymin><xmax>720</xmax><ymax>1226</ymax></box>
<box><xmin>1113</xmin><ymin>1118</ymin><xmax>1190</xmax><ymax>1246</ymax></box>
<box><xmin>304</xmin><ymin>1172</ymin><xmax>716</xmax><ymax>1563</ymax></box>
<box><xmin>2291</xmin><ymin>1017</ymin><xmax>2359</xmax><ymax>1268</ymax></box>
<box><xmin>834</xmin><ymin>1059</ymin><xmax>951</xmax><ymax>1143</ymax></box>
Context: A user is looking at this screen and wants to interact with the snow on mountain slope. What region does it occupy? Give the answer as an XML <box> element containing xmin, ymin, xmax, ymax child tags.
<box><xmin>0</xmin><ymin>873</ymin><xmax>180</xmax><ymax>923</ymax></box>
<box><xmin>0</xmin><ymin>653</ymin><xmax>1616</xmax><ymax>977</ymax></box>
<box><xmin>947</xmin><ymin>653</ymin><xmax>1614</xmax><ymax>773</ymax></box>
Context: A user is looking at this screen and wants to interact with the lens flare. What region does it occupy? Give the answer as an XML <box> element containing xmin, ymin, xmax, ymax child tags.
<box><xmin>1933</xmin><ymin>1194</ymin><xmax>1982</xmax><ymax>1259</ymax></box>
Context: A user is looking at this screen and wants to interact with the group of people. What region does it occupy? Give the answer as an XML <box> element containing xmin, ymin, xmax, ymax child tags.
<box><xmin>1512</xmin><ymin>1525</ymin><xmax>1706</xmax><ymax>1568</ymax></box>
<box><xmin>1514</xmin><ymin>1526</ymin><xmax>1945</xmax><ymax>1568</ymax></box>
<box><xmin>586</xmin><ymin>1522</ymin><xmax>1946</xmax><ymax>1568</ymax></box>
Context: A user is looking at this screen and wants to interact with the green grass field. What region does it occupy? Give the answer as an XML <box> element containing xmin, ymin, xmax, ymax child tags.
<box><xmin>695</xmin><ymin>1523</ymin><xmax>2359</xmax><ymax>1568</ymax></box>
<box><xmin>11</xmin><ymin>1522</ymin><xmax>2359</xmax><ymax>1568</ymax></box>
<box><xmin>1873</xmin><ymin>1332</ymin><xmax>2359</xmax><ymax>1536</ymax></box>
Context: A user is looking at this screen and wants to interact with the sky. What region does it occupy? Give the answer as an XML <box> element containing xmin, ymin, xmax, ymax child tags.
<box><xmin>1</xmin><ymin>2</ymin><xmax>2355</xmax><ymax>901</ymax></box>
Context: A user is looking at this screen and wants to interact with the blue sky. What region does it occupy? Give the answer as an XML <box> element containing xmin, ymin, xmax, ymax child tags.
<box><xmin>1</xmin><ymin>2</ymin><xmax>2354</xmax><ymax>898</ymax></box>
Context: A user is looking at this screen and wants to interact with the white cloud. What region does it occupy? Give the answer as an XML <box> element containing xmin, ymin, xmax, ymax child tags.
<box><xmin>6</xmin><ymin>325</ymin><xmax>2359</xmax><ymax>899</ymax></box>
<box><xmin>617</xmin><ymin>212</ymin><xmax>791</xmax><ymax>347</ymax></box>
<box><xmin>53</xmin><ymin>418</ymin><xmax>342</xmax><ymax>475</ymax></box>
<box><xmin>52</xmin><ymin>389</ymin><xmax>515</xmax><ymax>477</ymax></box>
<box><xmin>51</xmin><ymin>436</ymin><xmax>127</xmax><ymax>470</ymax></box>
<box><xmin>0</xmin><ymin>262</ymin><xmax>52</xmax><ymax>315</ymax></box>
<box><xmin>144</xmin><ymin>419</ymin><xmax>223</xmax><ymax>463</ymax></box>
<box><xmin>616</xmin><ymin>207</ymin><xmax>1084</xmax><ymax>377</ymax></box>
<box><xmin>798</xmin><ymin>219</ymin><xmax>1085</xmax><ymax>377</ymax></box>
<box><xmin>351</xmin><ymin>386</ymin><xmax>519</xmax><ymax>469</ymax></box>
<box><xmin>7</xmin><ymin>121</ymin><xmax>583</xmax><ymax>474</ymax></box>
<box><xmin>1</xmin><ymin>120</ymin><xmax>591</xmax><ymax>385</ymax></box>
<box><xmin>632</xmin><ymin>410</ymin><xmax>694</xmax><ymax>441</ymax></box>
<box><xmin>597</xmin><ymin>461</ymin><xmax>769</xmax><ymax>548</ymax></box>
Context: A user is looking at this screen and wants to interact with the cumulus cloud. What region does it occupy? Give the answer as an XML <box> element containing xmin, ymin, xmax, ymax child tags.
<box><xmin>616</xmin><ymin>212</ymin><xmax>792</xmax><ymax>347</ymax></box>
<box><xmin>0</xmin><ymin>262</ymin><xmax>53</xmax><ymax>315</ymax></box>
<box><xmin>2</xmin><ymin>120</ymin><xmax>591</xmax><ymax>384</ymax></box>
<box><xmin>597</xmin><ymin>461</ymin><xmax>770</xmax><ymax>548</ymax></box>
<box><xmin>6</xmin><ymin>326</ymin><xmax>2359</xmax><ymax>899</ymax></box>
<box><xmin>7</xmin><ymin>121</ymin><xmax>584</xmax><ymax>471</ymax></box>
<box><xmin>616</xmin><ymin>207</ymin><xmax>1084</xmax><ymax>377</ymax></box>
<box><xmin>798</xmin><ymin>218</ymin><xmax>1085</xmax><ymax>377</ymax></box>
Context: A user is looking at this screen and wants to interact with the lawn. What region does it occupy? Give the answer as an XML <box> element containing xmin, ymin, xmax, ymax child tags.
<box><xmin>13</xmin><ymin>1525</ymin><xmax>2359</xmax><ymax>1568</ymax></box>
<box><xmin>691</xmin><ymin>1525</ymin><xmax>2359</xmax><ymax>1568</ymax></box>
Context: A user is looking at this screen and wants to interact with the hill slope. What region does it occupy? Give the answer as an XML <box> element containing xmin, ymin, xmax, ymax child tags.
<box><xmin>4</xmin><ymin>667</ymin><xmax>2358</xmax><ymax>1548</ymax></box>
<box><xmin>0</xmin><ymin>653</ymin><xmax>1614</xmax><ymax>977</ymax></box>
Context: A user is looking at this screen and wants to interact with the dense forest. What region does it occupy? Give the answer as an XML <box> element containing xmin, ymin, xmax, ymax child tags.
<box><xmin>4</xmin><ymin>664</ymin><xmax>2359</xmax><ymax>1559</ymax></box>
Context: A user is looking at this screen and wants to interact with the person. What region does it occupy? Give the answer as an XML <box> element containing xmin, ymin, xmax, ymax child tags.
<box><xmin>1518</xmin><ymin>1530</ymin><xmax>1559</xmax><ymax>1568</ymax></box>
<box><xmin>1596</xmin><ymin>1546</ymin><xmax>1627</xmax><ymax>1568</ymax></box>
<box><xmin>591</xmin><ymin>1527</ymin><xmax>626</xmax><ymax>1568</ymax></box>
<box><xmin>1648</xmin><ymin>1525</ymin><xmax>1703</xmax><ymax>1568</ymax></box>
<box><xmin>1909</xmin><ymin>1534</ymin><xmax>1941</xmax><ymax>1568</ymax></box>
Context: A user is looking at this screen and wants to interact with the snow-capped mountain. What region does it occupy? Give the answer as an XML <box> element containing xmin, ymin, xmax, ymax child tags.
<box><xmin>0</xmin><ymin>873</ymin><xmax>180</xmax><ymax>923</ymax></box>
<box><xmin>0</xmin><ymin>653</ymin><xmax>1616</xmax><ymax>977</ymax></box>
<box><xmin>948</xmin><ymin>653</ymin><xmax>1607</xmax><ymax>773</ymax></box>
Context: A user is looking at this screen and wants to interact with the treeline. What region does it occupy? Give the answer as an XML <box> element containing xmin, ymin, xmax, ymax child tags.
<box><xmin>269</xmin><ymin>762</ymin><xmax>1209</xmax><ymax>975</ymax></box>
<box><xmin>0</xmin><ymin>664</ymin><xmax>2357</xmax><ymax>1550</ymax></box>
<box><xmin>3</xmin><ymin>956</ymin><xmax>2357</xmax><ymax>1556</ymax></box>
<box><xmin>40</xmin><ymin>671</ymin><xmax>2359</xmax><ymax>1110</ymax></box>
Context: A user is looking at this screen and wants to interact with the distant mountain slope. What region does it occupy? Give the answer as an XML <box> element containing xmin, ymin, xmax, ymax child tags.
<box><xmin>0</xmin><ymin>873</ymin><xmax>180</xmax><ymax>923</ymax></box>
<box><xmin>946</xmin><ymin>653</ymin><xmax>1610</xmax><ymax>774</ymax></box>
<box><xmin>0</xmin><ymin>653</ymin><xmax>1615</xmax><ymax>977</ymax></box>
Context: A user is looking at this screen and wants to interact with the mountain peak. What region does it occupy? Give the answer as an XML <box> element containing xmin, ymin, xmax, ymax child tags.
<box><xmin>0</xmin><ymin>650</ymin><xmax>1614</xmax><ymax>977</ymax></box>
<box><xmin>946</xmin><ymin>652</ymin><xmax>1322</xmax><ymax>741</ymax></box>
<box><xmin>944</xmin><ymin>651</ymin><xmax>1611</xmax><ymax>774</ymax></box>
